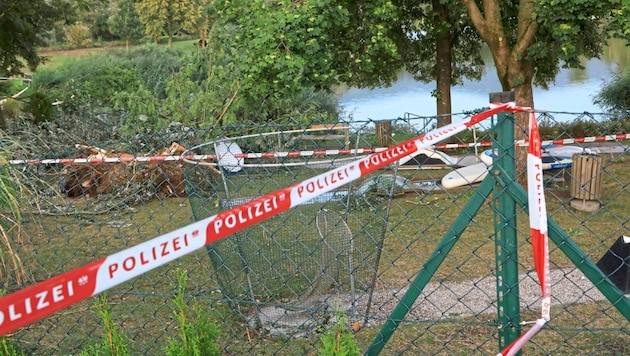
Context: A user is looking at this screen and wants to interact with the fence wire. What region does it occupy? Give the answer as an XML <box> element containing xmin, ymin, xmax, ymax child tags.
<box><xmin>1</xmin><ymin>110</ymin><xmax>629</xmax><ymax>355</ymax></box>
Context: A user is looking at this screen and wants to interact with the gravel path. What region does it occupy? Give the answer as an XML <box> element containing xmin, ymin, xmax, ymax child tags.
<box><xmin>253</xmin><ymin>268</ymin><xmax>627</xmax><ymax>336</ymax></box>
<box><xmin>356</xmin><ymin>268</ymin><xmax>610</xmax><ymax>324</ymax></box>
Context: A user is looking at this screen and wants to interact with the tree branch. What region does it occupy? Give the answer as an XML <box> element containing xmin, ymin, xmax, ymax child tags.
<box><xmin>514</xmin><ymin>0</ymin><xmax>540</xmax><ymax>56</ymax></box>
<box><xmin>461</xmin><ymin>0</ymin><xmax>489</xmax><ymax>40</ymax></box>
<box><xmin>0</xmin><ymin>0</ymin><xmax>22</xmax><ymax>19</ymax></box>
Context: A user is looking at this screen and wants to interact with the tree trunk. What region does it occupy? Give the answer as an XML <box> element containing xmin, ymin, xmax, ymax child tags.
<box><xmin>433</xmin><ymin>0</ymin><xmax>452</xmax><ymax>127</ymax></box>
<box><xmin>462</xmin><ymin>0</ymin><xmax>539</xmax><ymax>186</ymax></box>
<box><xmin>509</xmin><ymin>58</ymin><xmax>535</xmax><ymax>186</ymax></box>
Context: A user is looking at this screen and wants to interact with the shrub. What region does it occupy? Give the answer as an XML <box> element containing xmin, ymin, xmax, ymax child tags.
<box><xmin>22</xmin><ymin>92</ymin><xmax>54</xmax><ymax>124</ymax></box>
<box><xmin>593</xmin><ymin>69</ymin><xmax>630</xmax><ymax>113</ymax></box>
<box><xmin>64</xmin><ymin>23</ymin><xmax>93</xmax><ymax>48</ymax></box>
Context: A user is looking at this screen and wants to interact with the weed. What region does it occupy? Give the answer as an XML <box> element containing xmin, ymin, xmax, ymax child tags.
<box><xmin>0</xmin><ymin>291</ymin><xmax>27</xmax><ymax>355</ymax></box>
<box><xmin>79</xmin><ymin>294</ymin><xmax>129</xmax><ymax>356</ymax></box>
<box><xmin>317</xmin><ymin>309</ymin><xmax>360</xmax><ymax>356</ymax></box>
<box><xmin>164</xmin><ymin>268</ymin><xmax>221</xmax><ymax>356</ymax></box>
<box><xmin>0</xmin><ymin>139</ymin><xmax>28</xmax><ymax>287</ymax></box>
<box><xmin>0</xmin><ymin>337</ymin><xmax>26</xmax><ymax>356</ymax></box>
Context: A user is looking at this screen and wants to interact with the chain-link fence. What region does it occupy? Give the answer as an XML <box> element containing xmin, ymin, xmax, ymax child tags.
<box><xmin>1</xmin><ymin>107</ymin><xmax>629</xmax><ymax>355</ymax></box>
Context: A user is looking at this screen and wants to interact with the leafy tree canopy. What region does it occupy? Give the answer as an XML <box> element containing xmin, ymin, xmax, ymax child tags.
<box><xmin>0</xmin><ymin>0</ymin><xmax>68</xmax><ymax>76</ymax></box>
<box><xmin>135</xmin><ymin>0</ymin><xmax>207</xmax><ymax>46</ymax></box>
<box><xmin>215</xmin><ymin>0</ymin><xmax>349</xmax><ymax>97</ymax></box>
<box><xmin>606</xmin><ymin>0</ymin><xmax>630</xmax><ymax>42</ymax></box>
<box><xmin>109</xmin><ymin>0</ymin><xmax>145</xmax><ymax>46</ymax></box>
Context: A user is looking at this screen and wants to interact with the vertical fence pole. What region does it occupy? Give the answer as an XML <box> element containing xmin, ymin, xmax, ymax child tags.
<box><xmin>490</xmin><ymin>91</ymin><xmax>521</xmax><ymax>352</ymax></box>
<box><xmin>365</xmin><ymin>177</ymin><xmax>495</xmax><ymax>355</ymax></box>
<box><xmin>491</xmin><ymin>170</ymin><xmax>630</xmax><ymax>321</ymax></box>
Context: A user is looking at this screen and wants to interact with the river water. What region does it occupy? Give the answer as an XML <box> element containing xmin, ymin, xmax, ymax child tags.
<box><xmin>339</xmin><ymin>40</ymin><xmax>630</xmax><ymax>121</ymax></box>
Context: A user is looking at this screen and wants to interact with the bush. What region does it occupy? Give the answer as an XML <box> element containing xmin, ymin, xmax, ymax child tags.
<box><xmin>22</xmin><ymin>92</ymin><xmax>54</xmax><ymax>124</ymax></box>
<box><xmin>64</xmin><ymin>23</ymin><xmax>93</xmax><ymax>48</ymax></box>
<box><xmin>594</xmin><ymin>69</ymin><xmax>630</xmax><ymax>113</ymax></box>
<box><xmin>114</xmin><ymin>45</ymin><xmax>182</xmax><ymax>99</ymax></box>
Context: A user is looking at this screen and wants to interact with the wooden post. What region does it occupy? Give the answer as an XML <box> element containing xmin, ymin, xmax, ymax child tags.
<box><xmin>375</xmin><ymin>121</ymin><xmax>392</xmax><ymax>147</ymax></box>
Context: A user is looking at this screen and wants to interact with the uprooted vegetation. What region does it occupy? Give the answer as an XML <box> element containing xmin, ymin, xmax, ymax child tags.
<box><xmin>62</xmin><ymin>142</ymin><xmax>188</xmax><ymax>199</ymax></box>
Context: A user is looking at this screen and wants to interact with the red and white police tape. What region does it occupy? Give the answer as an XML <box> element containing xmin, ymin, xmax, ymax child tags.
<box><xmin>434</xmin><ymin>132</ymin><xmax>630</xmax><ymax>149</ymax></box>
<box><xmin>0</xmin><ymin>102</ymin><xmax>550</xmax><ymax>356</ymax></box>
<box><xmin>497</xmin><ymin>111</ymin><xmax>551</xmax><ymax>356</ymax></box>
<box><xmin>2</xmin><ymin>135</ymin><xmax>628</xmax><ymax>166</ymax></box>
<box><xmin>1</xmin><ymin>148</ymin><xmax>388</xmax><ymax>165</ymax></box>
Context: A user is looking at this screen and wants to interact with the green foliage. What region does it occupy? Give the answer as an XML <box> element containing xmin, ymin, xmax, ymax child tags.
<box><xmin>317</xmin><ymin>310</ymin><xmax>360</xmax><ymax>356</ymax></box>
<box><xmin>114</xmin><ymin>45</ymin><xmax>182</xmax><ymax>99</ymax></box>
<box><xmin>113</xmin><ymin>35</ymin><xmax>340</xmax><ymax>130</ymax></box>
<box><xmin>163</xmin><ymin>268</ymin><xmax>221</xmax><ymax>356</ymax></box>
<box><xmin>526</xmin><ymin>0</ymin><xmax>618</xmax><ymax>88</ymax></box>
<box><xmin>605</xmin><ymin>1</ymin><xmax>630</xmax><ymax>44</ymax></box>
<box><xmin>22</xmin><ymin>92</ymin><xmax>55</xmax><ymax>124</ymax></box>
<box><xmin>0</xmin><ymin>290</ymin><xmax>26</xmax><ymax>355</ymax></box>
<box><xmin>135</xmin><ymin>0</ymin><xmax>205</xmax><ymax>46</ymax></box>
<box><xmin>0</xmin><ymin>336</ymin><xmax>26</xmax><ymax>356</ymax></box>
<box><xmin>30</xmin><ymin>26</ymin><xmax>340</xmax><ymax>132</ymax></box>
<box><xmin>400</xmin><ymin>1</ymin><xmax>485</xmax><ymax>86</ymax></box>
<box><xmin>32</xmin><ymin>52</ymin><xmax>140</xmax><ymax>113</ymax></box>
<box><xmin>594</xmin><ymin>69</ymin><xmax>630</xmax><ymax>113</ymax></box>
<box><xmin>32</xmin><ymin>46</ymin><xmax>180</xmax><ymax>120</ymax></box>
<box><xmin>108</xmin><ymin>0</ymin><xmax>145</xmax><ymax>46</ymax></box>
<box><xmin>332</xmin><ymin>0</ymin><xmax>403</xmax><ymax>87</ymax></box>
<box><xmin>215</xmin><ymin>0</ymin><xmax>350</xmax><ymax>96</ymax></box>
<box><xmin>80</xmin><ymin>294</ymin><xmax>129</xmax><ymax>356</ymax></box>
<box><xmin>70</xmin><ymin>0</ymin><xmax>117</xmax><ymax>42</ymax></box>
<box><xmin>0</xmin><ymin>0</ymin><xmax>68</xmax><ymax>75</ymax></box>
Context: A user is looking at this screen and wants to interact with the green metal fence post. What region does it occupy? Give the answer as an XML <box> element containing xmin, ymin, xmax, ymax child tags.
<box><xmin>364</xmin><ymin>177</ymin><xmax>495</xmax><ymax>355</ymax></box>
<box><xmin>490</xmin><ymin>91</ymin><xmax>521</xmax><ymax>352</ymax></box>
<box><xmin>491</xmin><ymin>169</ymin><xmax>630</xmax><ymax>321</ymax></box>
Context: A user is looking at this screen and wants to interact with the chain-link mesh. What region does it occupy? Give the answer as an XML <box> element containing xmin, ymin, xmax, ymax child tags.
<box><xmin>1</xmin><ymin>109</ymin><xmax>629</xmax><ymax>355</ymax></box>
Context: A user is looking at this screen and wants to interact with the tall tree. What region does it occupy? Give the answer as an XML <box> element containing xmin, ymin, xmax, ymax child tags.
<box><xmin>69</xmin><ymin>0</ymin><xmax>115</xmax><ymax>41</ymax></box>
<box><xmin>461</xmin><ymin>0</ymin><xmax>617</xmax><ymax>178</ymax></box>
<box><xmin>181</xmin><ymin>0</ymin><xmax>213</xmax><ymax>44</ymax></box>
<box><xmin>135</xmin><ymin>0</ymin><xmax>206</xmax><ymax>47</ymax></box>
<box><xmin>0</xmin><ymin>0</ymin><xmax>67</xmax><ymax>76</ymax></box>
<box><xmin>109</xmin><ymin>0</ymin><xmax>145</xmax><ymax>49</ymax></box>
<box><xmin>461</xmin><ymin>0</ymin><xmax>616</xmax><ymax>114</ymax></box>
<box><xmin>396</xmin><ymin>1</ymin><xmax>485</xmax><ymax>126</ymax></box>
<box><xmin>215</xmin><ymin>0</ymin><xmax>485</xmax><ymax>124</ymax></box>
